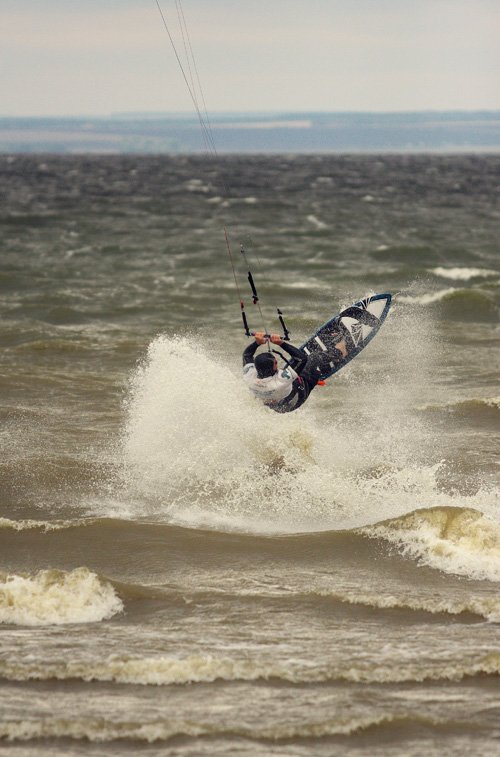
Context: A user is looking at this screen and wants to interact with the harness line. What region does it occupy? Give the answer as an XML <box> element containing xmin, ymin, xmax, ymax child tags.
<box><xmin>153</xmin><ymin>0</ymin><xmax>288</xmax><ymax>342</ymax></box>
<box><xmin>154</xmin><ymin>0</ymin><xmax>215</xmax><ymax>155</ymax></box>
<box><xmin>239</xmin><ymin>243</ymin><xmax>268</xmax><ymax>336</ymax></box>
<box><xmin>174</xmin><ymin>0</ymin><xmax>216</xmax><ymax>155</ymax></box>
<box><xmin>224</xmin><ymin>227</ymin><xmax>250</xmax><ymax>337</ymax></box>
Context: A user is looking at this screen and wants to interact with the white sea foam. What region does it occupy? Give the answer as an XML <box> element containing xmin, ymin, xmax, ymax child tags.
<box><xmin>483</xmin><ymin>397</ymin><xmax>500</xmax><ymax>409</ymax></box>
<box><xmin>184</xmin><ymin>178</ymin><xmax>209</xmax><ymax>193</ymax></box>
<box><xmin>306</xmin><ymin>214</ymin><xmax>328</xmax><ymax>229</ymax></box>
<box><xmin>0</xmin><ymin>713</ymin><xmax>416</xmax><ymax>743</ymax></box>
<box><xmin>2</xmin><ymin>651</ymin><xmax>499</xmax><ymax>688</ymax></box>
<box><xmin>430</xmin><ymin>267</ymin><xmax>498</xmax><ymax>281</ymax></box>
<box><xmin>121</xmin><ymin>330</ymin><xmax>437</xmax><ymax>532</ymax></box>
<box><xmin>364</xmin><ymin>507</ymin><xmax>500</xmax><ymax>583</ymax></box>
<box><xmin>0</xmin><ymin>568</ymin><xmax>123</xmax><ymax>626</ymax></box>
<box><xmin>314</xmin><ymin>585</ymin><xmax>500</xmax><ymax>622</ymax></box>
<box><xmin>398</xmin><ymin>288</ymin><xmax>457</xmax><ymax>305</ymax></box>
<box><xmin>418</xmin><ymin>397</ymin><xmax>500</xmax><ymax>412</ymax></box>
<box><xmin>0</xmin><ymin>517</ymin><xmax>90</xmax><ymax>532</ymax></box>
<box><xmin>284</xmin><ymin>280</ymin><xmax>324</xmax><ymax>290</ymax></box>
<box><xmin>119</xmin><ymin>310</ymin><xmax>499</xmax><ymax>579</ymax></box>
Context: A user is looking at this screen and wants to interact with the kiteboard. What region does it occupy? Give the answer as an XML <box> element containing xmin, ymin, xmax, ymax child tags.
<box><xmin>288</xmin><ymin>293</ymin><xmax>392</xmax><ymax>381</ymax></box>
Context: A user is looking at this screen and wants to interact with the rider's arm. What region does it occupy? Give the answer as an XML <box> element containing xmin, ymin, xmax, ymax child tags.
<box><xmin>281</xmin><ymin>342</ymin><xmax>307</xmax><ymax>374</ymax></box>
<box><xmin>280</xmin><ymin>341</ymin><xmax>307</xmax><ymax>361</ymax></box>
<box><xmin>270</xmin><ymin>335</ymin><xmax>308</xmax><ymax>374</ymax></box>
<box><xmin>243</xmin><ymin>332</ymin><xmax>268</xmax><ymax>367</ymax></box>
<box><xmin>242</xmin><ymin>340</ymin><xmax>259</xmax><ymax>367</ymax></box>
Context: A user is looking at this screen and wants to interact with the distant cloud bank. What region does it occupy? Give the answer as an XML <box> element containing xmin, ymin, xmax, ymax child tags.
<box><xmin>1</xmin><ymin>112</ymin><xmax>499</xmax><ymax>154</ymax></box>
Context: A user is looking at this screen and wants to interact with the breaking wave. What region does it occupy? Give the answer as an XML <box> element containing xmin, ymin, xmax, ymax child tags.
<box><xmin>309</xmin><ymin>585</ymin><xmax>500</xmax><ymax>622</ymax></box>
<box><xmin>118</xmin><ymin>327</ymin><xmax>434</xmax><ymax>531</ymax></box>
<box><xmin>0</xmin><ymin>568</ymin><xmax>123</xmax><ymax>626</ymax></box>
<box><xmin>0</xmin><ymin>517</ymin><xmax>92</xmax><ymax>532</ymax></box>
<box><xmin>363</xmin><ymin>507</ymin><xmax>500</xmax><ymax>583</ymax></box>
<box><xmin>399</xmin><ymin>288</ymin><xmax>498</xmax><ymax>320</ymax></box>
<box><xmin>109</xmin><ymin>566</ymin><xmax>500</xmax><ymax>621</ymax></box>
<box><xmin>1</xmin><ymin>651</ymin><xmax>499</xmax><ymax>688</ymax></box>
<box><xmin>0</xmin><ymin>713</ymin><xmax>440</xmax><ymax>744</ymax></box>
<box><xmin>399</xmin><ymin>288</ymin><xmax>458</xmax><ymax>305</ymax></box>
<box><xmin>2</xmin><ymin>509</ymin><xmax>500</xmax><ymax>593</ymax></box>
<box><xmin>429</xmin><ymin>267</ymin><xmax>498</xmax><ymax>281</ymax></box>
<box><xmin>417</xmin><ymin>397</ymin><xmax>500</xmax><ymax>429</ymax></box>
<box><xmin>114</xmin><ymin>332</ymin><xmax>499</xmax><ymax>574</ymax></box>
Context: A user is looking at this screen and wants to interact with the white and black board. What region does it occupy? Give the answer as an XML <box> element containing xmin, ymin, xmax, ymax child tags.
<box><xmin>291</xmin><ymin>293</ymin><xmax>392</xmax><ymax>381</ymax></box>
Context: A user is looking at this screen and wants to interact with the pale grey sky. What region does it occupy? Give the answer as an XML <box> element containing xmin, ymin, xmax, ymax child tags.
<box><xmin>2</xmin><ymin>0</ymin><xmax>499</xmax><ymax>116</ymax></box>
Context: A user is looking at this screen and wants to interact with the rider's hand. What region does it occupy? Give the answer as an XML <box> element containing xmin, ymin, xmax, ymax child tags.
<box><xmin>254</xmin><ymin>332</ymin><xmax>267</xmax><ymax>345</ymax></box>
<box><xmin>269</xmin><ymin>334</ymin><xmax>283</xmax><ymax>345</ymax></box>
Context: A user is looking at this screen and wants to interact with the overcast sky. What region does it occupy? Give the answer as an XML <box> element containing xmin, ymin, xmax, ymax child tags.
<box><xmin>2</xmin><ymin>0</ymin><xmax>500</xmax><ymax>116</ymax></box>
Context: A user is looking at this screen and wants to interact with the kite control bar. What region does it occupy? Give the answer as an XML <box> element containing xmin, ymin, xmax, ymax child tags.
<box><xmin>247</xmin><ymin>307</ymin><xmax>290</xmax><ymax>342</ymax></box>
<box><xmin>250</xmin><ymin>332</ymin><xmax>285</xmax><ymax>341</ymax></box>
<box><xmin>249</xmin><ymin>311</ymin><xmax>290</xmax><ymax>341</ymax></box>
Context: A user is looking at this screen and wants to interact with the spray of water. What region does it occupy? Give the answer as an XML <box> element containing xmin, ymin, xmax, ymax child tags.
<box><xmin>118</xmin><ymin>304</ymin><xmax>497</xmax><ymax>535</ymax></box>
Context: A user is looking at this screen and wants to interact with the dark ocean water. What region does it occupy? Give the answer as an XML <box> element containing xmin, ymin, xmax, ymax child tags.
<box><xmin>0</xmin><ymin>154</ymin><xmax>499</xmax><ymax>754</ymax></box>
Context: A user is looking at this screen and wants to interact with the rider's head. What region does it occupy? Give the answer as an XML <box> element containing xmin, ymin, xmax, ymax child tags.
<box><xmin>254</xmin><ymin>352</ymin><xmax>278</xmax><ymax>378</ymax></box>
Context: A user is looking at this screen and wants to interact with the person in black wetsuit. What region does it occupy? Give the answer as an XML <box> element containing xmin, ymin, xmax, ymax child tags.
<box><xmin>242</xmin><ymin>306</ymin><xmax>379</xmax><ymax>413</ymax></box>
<box><xmin>242</xmin><ymin>332</ymin><xmax>347</xmax><ymax>413</ymax></box>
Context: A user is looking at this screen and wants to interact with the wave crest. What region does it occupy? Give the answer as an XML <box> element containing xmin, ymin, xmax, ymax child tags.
<box><xmin>399</xmin><ymin>288</ymin><xmax>498</xmax><ymax>321</ymax></box>
<box><xmin>0</xmin><ymin>567</ymin><xmax>123</xmax><ymax>626</ymax></box>
<box><xmin>0</xmin><ymin>517</ymin><xmax>91</xmax><ymax>532</ymax></box>
<box><xmin>430</xmin><ymin>267</ymin><xmax>498</xmax><ymax>281</ymax></box>
<box><xmin>2</xmin><ymin>651</ymin><xmax>499</xmax><ymax>688</ymax></box>
<box><xmin>0</xmin><ymin>713</ymin><xmax>430</xmax><ymax>744</ymax></box>
<box><xmin>363</xmin><ymin>507</ymin><xmax>500</xmax><ymax>582</ymax></box>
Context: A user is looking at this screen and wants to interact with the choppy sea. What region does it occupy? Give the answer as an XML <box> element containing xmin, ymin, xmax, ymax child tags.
<box><xmin>0</xmin><ymin>153</ymin><xmax>499</xmax><ymax>755</ymax></box>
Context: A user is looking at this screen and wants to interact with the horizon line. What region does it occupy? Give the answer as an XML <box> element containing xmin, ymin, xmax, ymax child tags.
<box><xmin>1</xmin><ymin>108</ymin><xmax>500</xmax><ymax>120</ymax></box>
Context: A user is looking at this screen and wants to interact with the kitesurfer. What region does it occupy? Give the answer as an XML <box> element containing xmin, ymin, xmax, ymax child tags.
<box><xmin>242</xmin><ymin>307</ymin><xmax>380</xmax><ymax>413</ymax></box>
<box><xmin>242</xmin><ymin>333</ymin><xmax>347</xmax><ymax>413</ymax></box>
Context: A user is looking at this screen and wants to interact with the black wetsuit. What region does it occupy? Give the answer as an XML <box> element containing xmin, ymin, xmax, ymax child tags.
<box><xmin>242</xmin><ymin>340</ymin><xmax>334</xmax><ymax>413</ymax></box>
<box><xmin>242</xmin><ymin>306</ymin><xmax>380</xmax><ymax>414</ymax></box>
<box><xmin>243</xmin><ymin>340</ymin><xmax>307</xmax><ymax>370</ymax></box>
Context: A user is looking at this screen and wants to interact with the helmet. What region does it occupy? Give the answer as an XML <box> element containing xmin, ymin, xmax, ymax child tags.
<box><xmin>254</xmin><ymin>352</ymin><xmax>277</xmax><ymax>378</ymax></box>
